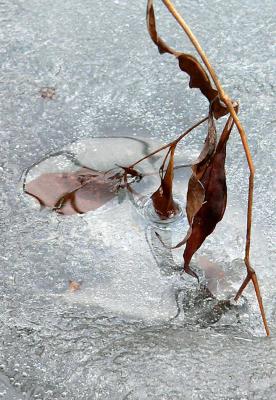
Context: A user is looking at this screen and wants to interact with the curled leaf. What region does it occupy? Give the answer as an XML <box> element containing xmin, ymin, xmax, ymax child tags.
<box><xmin>186</xmin><ymin>175</ymin><xmax>205</xmax><ymax>226</ymax></box>
<box><xmin>147</xmin><ymin>0</ymin><xmax>175</xmax><ymax>55</ymax></box>
<box><xmin>183</xmin><ymin>116</ymin><xmax>235</xmax><ymax>274</ymax></box>
<box><xmin>178</xmin><ymin>112</ymin><xmax>217</xmax><ymax>242</ymax></box>
<box><xmin>191</xmin><ymin>111</ymin><xmax>217</xmax><ymax>177</ymax></box>
<box><xmin>155</xmin><ymin>112</ymin><xmax>216</xmax><ymax>248</ymax></box>
<box><xmin>146</xmin><ymin>0</ymin><xmax>228</xmax><ymax>119</ymax></box>
<box><xmin>151</xmin><ymin>144</ymin><xmax>179</xmax><ymax>219</ymax></box>
<box><xmin>177</xmin><ymin>53</ymin><xmax>217</xmax><ymax>102</ymax></box>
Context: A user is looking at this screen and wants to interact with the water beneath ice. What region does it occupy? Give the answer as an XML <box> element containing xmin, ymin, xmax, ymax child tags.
<box><xmin>1</xmin><ymin>0</ymin><xmax>276</xmax><ymax>399</ymax></box>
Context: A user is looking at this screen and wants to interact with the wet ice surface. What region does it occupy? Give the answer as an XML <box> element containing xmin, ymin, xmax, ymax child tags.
<box><xmin>1</xmin><ymin>0</ymin><xmax>276</xmax><ymax>399</ymax></box>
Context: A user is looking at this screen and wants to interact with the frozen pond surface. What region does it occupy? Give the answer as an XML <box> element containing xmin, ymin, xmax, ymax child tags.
<box><xmin>1</xmin><ymin>0</ymin><xmax>276</xmax><ymax>399</ymax></box>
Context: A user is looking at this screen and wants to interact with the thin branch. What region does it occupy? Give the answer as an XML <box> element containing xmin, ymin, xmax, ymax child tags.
<box><xmin>129</xmin><ymin>115</ymin><xmax>208</xmax><ymax>168</ymax></box>
<box><xmin>161</xmin><ymin>0</ymin><xmax>269</xmax><ymax>336</ymax></box>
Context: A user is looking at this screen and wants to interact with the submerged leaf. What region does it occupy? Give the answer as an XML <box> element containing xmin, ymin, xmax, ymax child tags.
<box><xmin>25</xmin><ymin>168</ymin><xmax>119</xmax><ymax>215</ymax></box>
<box><xmin>146</xmin><ymin>0</ymin><xmax>228</xmax><ymax>119</ymax></box>
<box><xmin>68</xmin><ymin>280</ymin><xmax>82</xmax><ymax>292</ymax></box>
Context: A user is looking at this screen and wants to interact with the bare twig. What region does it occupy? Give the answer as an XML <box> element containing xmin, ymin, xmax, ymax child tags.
<box><xmin>161</xmin><ymin>0</ymin><xmax>269</xmax><ymax>336</ymax></box>
<box><xmin>129</xmin><ymin>115</ymin><xmax>208</xmax><ymax>168</ymax></box>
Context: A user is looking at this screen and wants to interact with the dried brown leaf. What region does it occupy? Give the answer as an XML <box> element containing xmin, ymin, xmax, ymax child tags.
<box><xmin>146</xmin><ymin>0</ymin><xmax>228</xmax><ymax>119</ymax></box>
<box><xmin>156</xmin><ymin>112</ymin><xmax>216</xmax><ymax>248</ymax></box>
<box><xmin>183</xmin><ymin>116</ymin><xmax>235</xmax><ymax>273</ymax></box>
<box><xmin>151</xmin><ymin>145</ymin><xmax>179</xmax><ymax>219</ymax></box>
<box><xmin>191</xmin><ymin>112</ymin><xmax>217</xmax><ymax>177</ymax></box>
<box><xmin>147</xmin><ymin>0</ymin><xmax>175</xmax><ymax>55</ymax></box>
<box><xmin>186</xmin><ymin>175</ymin><xmax>205</xmax><ymax>226</ymax></box>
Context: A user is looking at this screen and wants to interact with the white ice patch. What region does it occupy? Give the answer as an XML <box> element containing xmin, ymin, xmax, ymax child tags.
<box><xmin>62</xmin><ymin>200</ymin><xmax>180</xmax><ymax>321</ymax></box>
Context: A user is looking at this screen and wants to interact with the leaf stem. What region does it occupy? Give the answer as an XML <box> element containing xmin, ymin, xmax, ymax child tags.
<box><xmin>162</xmin><ymin>0</ymin><xmax>269</xmax><ymax>336</ymax></box>
<box><xmin>129</xmin><ymin>115</ymin><xmax>208</xmax><ymax>168</ymax></box>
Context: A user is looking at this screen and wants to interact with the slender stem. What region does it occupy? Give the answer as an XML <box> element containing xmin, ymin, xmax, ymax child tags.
<box><xmin>129</xmin><ymin>115</ymin><xmax>208</xmax><ymax>168</ymax></box>
<box><xmin>246</xmin><ymin>173</ymin><xmax>254</xmax><ymax>261</ymax></box>
<box><xmin>161</xmin><ymin>0</ymin><xmax>269</xmax><ymax>335</ymax></box>
<box><xmin>251</xmin><ymin>273</ymin><xmax>270</xmax><ymax>337</ymax></box>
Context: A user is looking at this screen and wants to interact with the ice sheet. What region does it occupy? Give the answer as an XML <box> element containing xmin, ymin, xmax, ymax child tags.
<box><xmin>0</xmin><ymin>0</ymin><xmax>275</xmax><ymax>399</ymax></box>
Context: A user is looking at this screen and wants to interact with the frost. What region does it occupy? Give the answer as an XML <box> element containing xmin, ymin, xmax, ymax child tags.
<box><xmin>0</xmin><ymin>0</ymin><xmax>275</xmax><ymax>399</ymax></box>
